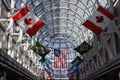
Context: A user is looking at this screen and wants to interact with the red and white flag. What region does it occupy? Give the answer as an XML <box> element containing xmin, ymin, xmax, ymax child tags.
<box><xmin>54</xmin><ymin>56</ymin><xmax>61</xmax><ymax>68</ymax></box>
<box><xmin>54</xmin><ymin>49</ymin><xmax>67</xmax><ymax>68</ymax></box>
<box><xmin>12</xmin><ymin>6</ymin><xmax>45</xmax><ymax>37</ymax></box>
<box><xmin>83</xmin><ymin>6</ymin><xmax>115</xmax><ymax>35</ymax></box>
<box><xmin>61</xmin><ymin>49</ymin><xmax>67</xmax><ymax>56</ymax></box>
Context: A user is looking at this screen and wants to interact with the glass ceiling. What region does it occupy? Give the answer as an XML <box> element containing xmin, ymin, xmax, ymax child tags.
<box><xmin>13</xmin><ymin>0</ymin><xmax>112</xmax><ymax>79</ymax></box>
<box><xmin>19</xmin><ymin>0</ymin><xmax>109</xmax><ymax>61</ymax></box>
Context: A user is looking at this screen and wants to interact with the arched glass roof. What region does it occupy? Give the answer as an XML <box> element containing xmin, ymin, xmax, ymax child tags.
<box><xmin>12</xmin><ymin>0</ymin><xmax>114</xmax><ymax>79</ymax></box>
<box><xmin>20</xmin><ymin>0</ymin><xmax>109</xmax><ymax>61</ymax></box>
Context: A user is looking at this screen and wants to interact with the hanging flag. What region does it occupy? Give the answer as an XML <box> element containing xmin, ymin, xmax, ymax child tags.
<box><xmin>71</xmin><ymin>56</ymin><xmax>83</xmax><ymax>67</ymax></box>
<box><xmin>31</xmin><ymin>41</ymin><xmax>50</xmax><ymax>57</ymax></box>
<box><xmin>54</xmin><ymin>49</ymin><xmax>61</xmax><ymax>57</ymax></box>
<box><xmin>69</xmin><ymin>67</ymin><xmax>78</xmax><ymax>75</ymax></box>
<box><xmin>54</xmin><ymin>49</ymin><xmax>67</xmax><ymax>68</ymax></box>
<box><xmin>61</xmin><ymin>49</ymin><xmax>67</xmax><ymax>68</ymax></box>
<box><xmin>67</xmin><ymin>66</ymin><xmax>78</xmax><ymax>76</ymax></box>
<box><xmin>54</xmin><ymin>56</ymin><xmax>61</xmax><ymax>68</ymax></box>
<box><xmin>67</xmin><ymin>65</ymin><xmax>75</xmax><ymax>72</ymax></box>
<box><xmin>61</xmin><ymin>55</ymin><xmax>67</xmax><ymax>68</ymax></box>
<box><xmin>44</xmin><ymin>68</ymin><xmax>51</xmax><ymax>75</ymax></box>
<box><xmin>47</xmin><ymin>72</ymin><xmax>54</xmax><ymax>80</ymax></box>
<box><xmin>82</xmin><ymin>6</ymin><xmax>115</xmax><ymax>35</ymax></box>
<box><xmin>44</xmin><ymin>66</ymin><xmax>54</xmax><ymax>78</ymax></box>
<box><xmin>54</xmin><ymin>55</ymin><xmax>67</xmax><ymax>68</ymax></box>
<box><xmin>74</xmin><ymin>41</ymin><xmax>92</xmax><ymax>55</ymax></box>
<box><xmin>41</xmin><ymin>57</ymin><xmax>52</xmax><ymax>66</ymax></box>
<box><xmin>50</xmin><ymin>72</ymin><xmax>55</xmax><ymax>79</ymax></box>
<box><xmin>45</xmin><ymin>57</ymin><xmax>52</xmax><ymax>64</ymax></box>
<box><xmin>61</xmin><ymin>49</ymin><xmax>67</xmax><ymax>56</ymax></box>
<box><xmin>12</xmin><ymin>6</ymin><xmax>45</xmax><ymax>37</ymax></box>
<box><xmin>47</xmin><ymin>65</ymin><xmax>54</xmax><ymax>72</ymax></box>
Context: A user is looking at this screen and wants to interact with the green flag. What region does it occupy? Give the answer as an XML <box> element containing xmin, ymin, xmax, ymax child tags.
<box><xmin>74</xmin><ymin>41</ymin><xmax>92</xmax><ymax>55</ymax></box>
<box><xmin>31</xmin><ymin>42</ymin><xmax>50</xmax><ymax>57</ymax></box>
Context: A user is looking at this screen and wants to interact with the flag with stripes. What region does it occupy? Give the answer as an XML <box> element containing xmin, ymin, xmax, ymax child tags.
<box><xmin>54</xmin><ymin>56</ymin><xmax>67</xmax><ymax>68</ymax></box>
<box><xmin>61</xmin><ymin>49</ymin><xmax>67</xmax><ymax>56</ymax></box>
<box><xmin>61</xmin><ymin>49</ymin><xmax>67</xmax><ymax>68</ymax></box>
<box><xmin>54</xmin><ymin>56</ymin><xmax>61</xmax><ymax>68</ymax></box>
<box><xmin>54</xmin><ymin>49</ymin><xmax>67</xmax><ymax>68</ymax></box>
<box><xmin>82</xmin><ymin>6</ymin><xmax>115</xmax><ymax>35</ymax></box>
<box><xmin>12</xmin><ymin>6</ymin><xmax>45</xmax><ymax>37</ymax></box>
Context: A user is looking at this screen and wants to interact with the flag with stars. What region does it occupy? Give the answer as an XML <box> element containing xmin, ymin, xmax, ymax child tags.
<box><xmin>82</xmin><ymin>6</ymin><xmax>115</xmax><ymax>35</ymax></box>
<box><xmin>31</xmin><ymin>42</ymin><xmax>50</xmax><ymax>57</ymax></box>
<box><xmin>54</xmin><ymin>49</ymin><xmax>61</xmax><ymax>57</ymax></box>
<box><xmin>12</xmin><ymin>6</ymin><xmax>45</xmax><ymax>37</ymax></box>
<box><xmin>74</xmin><ymin>41</ymin><xmax>92</xmax><ymax>55</ymax></box>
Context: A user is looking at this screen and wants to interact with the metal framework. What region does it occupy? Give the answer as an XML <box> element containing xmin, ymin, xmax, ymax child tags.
<box><xmin>0</xmin><ymin>0</ymin><xmax>120</xmax><ymax>79</ymax></box>
<box><xmin>0</xmin><ymin>0</ymin><xmax>41</xmax><ymax>78</ymax></box>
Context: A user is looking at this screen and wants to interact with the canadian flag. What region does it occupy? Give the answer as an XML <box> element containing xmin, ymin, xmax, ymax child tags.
<box><xmin>12</xmin><ymin>6</ymin><xmax>45</xmax><ymax>37</ymax></box>
<box><xmin>83</xmin><ymin>6</ymin><xmax>115</xmax><ymax>35</ymax></box>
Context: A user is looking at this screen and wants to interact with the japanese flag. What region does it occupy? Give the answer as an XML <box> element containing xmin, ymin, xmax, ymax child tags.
<box><xmin>83</xmin><ymin>6</ymin><xmax>115</xmax><ymax>35</ymax></box>
<box><xmin>12</xmin><ymin>6</ymin><xmax>45</xmax><ymax>37</ymax></box>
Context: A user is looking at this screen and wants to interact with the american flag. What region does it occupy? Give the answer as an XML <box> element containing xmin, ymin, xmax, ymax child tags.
<box><xmin>54</xmin><ymin>49</ymin><xmax>67</xmax><ymax>68</ymax></box>
<box><xmin>61</xmin><ymin>49</ymin><xmax>67</xmax><ymax>56</ymax></box>
<box><xmin>54</xmin><ymin>56</ymin><xmax>61</xmax><ymax>68</ymax></box>
<box><xmin>54</xmin><ymin>49</ymin><xmax>61</xmax><ymax>57</ymax></box>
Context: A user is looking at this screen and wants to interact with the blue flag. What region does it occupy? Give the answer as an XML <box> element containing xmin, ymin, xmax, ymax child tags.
<box><xmin>44</xmin><ymin>65</ymin><xmax>54</xmax><ymax>75</ymax></box>
<box><xmin>71</xmin><ymin>56</ymin><xmax>83</xmax><ymax>67</ymax></box>
<box><xmin>67</xmin><ymin>66</ymin><xmax>78</xmax><ymax>75</ymax></box>
<box><xmin>45</xmin><ymin>57</ymin><xmax>52</xmax><ymax>64</ymax></box>
<box><xmin>44</xmin><ymin>68</ymin><xmax>51</xmax><ymax>75</ymax></box>
<box><xmin>47</xmin><ymin>65</ymin><xmax>54</xmax><ymax>72</ymax></box>
<box><xmin>54</xmin><ymin>49</ymin><xmax>61</xmax><ymax>57</ymax></box>
<box><xmin>41</xmin><ymin>57</ymin><xmax>52</xmax><ymax>66</ymax></box>
<box><xmin>70</xmin><ymin>67</ymin><xmax>78</xmax><ymax>74</ymax></box>
<box><xmin>68</xmin><ymin>65</ymin><xmax>74</xmax><ymax>71</ymax></box>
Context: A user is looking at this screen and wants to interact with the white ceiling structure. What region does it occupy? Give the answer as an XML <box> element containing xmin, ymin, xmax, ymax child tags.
<box><xmin>2</xmin><ymin>0</ymin><xmax>117</xmax><ymax>79</ymax></box>
<box><xmin>24</xmin><ymin>0</ymin><xmax>108</xmax><ymax>60</ymax></box>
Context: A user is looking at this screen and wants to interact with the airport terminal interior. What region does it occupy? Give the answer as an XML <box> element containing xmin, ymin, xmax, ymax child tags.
<box><xmin>0</xmin><ymin>0</ymin><xmax>120</xmax><ymax>80</ymax></box>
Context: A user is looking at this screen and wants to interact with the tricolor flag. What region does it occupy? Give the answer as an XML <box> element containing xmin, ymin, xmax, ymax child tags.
<box><xmin>74</xmin><ymin>41</ymin><xmax>92</xmax><ymax>55</ymax></box>
<box><xmin>82</xmin><ymin>6</ymin><xmax>115</xmax><ymax>35</ymax></box>
<box><xmin>12</xmin><ymin>6</ymin><xmax>45</xmax><ymax>37</ymax></box>
<box><xmin>31</xmin><ymin>42</ymin><xmax>50</xmax><ymax>57</ymax></box>
<box><xmin>71</xmin><ymin>56</ymin><xmax>83</xmax><ymax>67</ymax></box>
